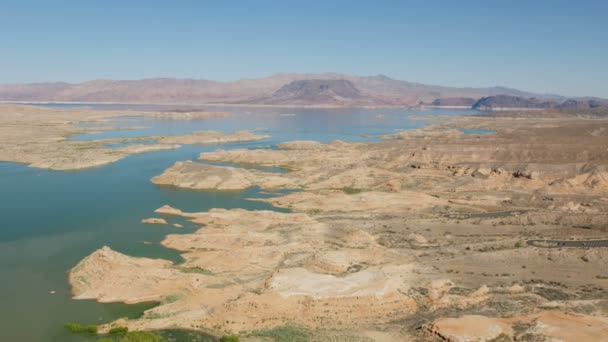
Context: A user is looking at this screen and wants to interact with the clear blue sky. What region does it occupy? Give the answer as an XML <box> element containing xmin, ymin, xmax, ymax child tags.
<box><xmin>2</xmin><ymin>0</ymin><xmax>607</xmax><ymax>97</ymax></box>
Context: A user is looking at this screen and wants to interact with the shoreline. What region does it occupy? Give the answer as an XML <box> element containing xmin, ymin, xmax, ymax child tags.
<box><xmin>0</xmin><ymin>104</ymin><xmax>264</xmax><ymax>171</ymax></box>
<box><xmin>67</xmin><ymin>112</ymin><xmax>608</xmax><ymax>340</ymax></box>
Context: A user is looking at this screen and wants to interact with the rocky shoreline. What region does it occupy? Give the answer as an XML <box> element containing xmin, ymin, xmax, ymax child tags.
<box><xmin>69</xmin><ymin>112</ymin><xmax>608</xmax><ymax>341</ymax></box>
<box><xmin>0</xmin><ymin>104</ymin><xmax>265</xmax><ymax>170</ymax></box>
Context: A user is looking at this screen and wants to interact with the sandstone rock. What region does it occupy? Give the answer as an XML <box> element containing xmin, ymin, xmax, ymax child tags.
<box><xmin>157</xmin><ymin>130</ymin><xmax>268</xmax><ymax>145</ymax></box>
<box><xmin>141</xmin><ymin>218</ymin><xmax>168</xmax><ymax>225</ymax></box>
<box><xmin>425</xmin><ymin>315</ymin><xmax>513</xmax><ymax>342</ymax></box>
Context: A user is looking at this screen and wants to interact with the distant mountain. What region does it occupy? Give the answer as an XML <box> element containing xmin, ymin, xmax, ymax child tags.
<box><xmin>429</xmin><ymin>97</ymin><xmax>476</xmax><ymax>107</ymax></box>
<box><xmin>558</xmin><ymin>98</ymin><xmax>607</xmax><ymax>109</ymax></box>
<box><xmin>250</xmin><ymin>79</ymin><xmax>371</xmax><ymax>106</ymax></box>
<box><xmin>0</xmin><ymin>73</ymin><xmax>578</xmax><ymax>107</ymax></box>
<box><xmin>472</xmin><ymin>95</ymin><xmax>556</xmax><ymax>110</ymax></box>
<box><xmin>472</xmin><ymin>95</ymin><xmax>608</xmax><ymax>110</ymax></box>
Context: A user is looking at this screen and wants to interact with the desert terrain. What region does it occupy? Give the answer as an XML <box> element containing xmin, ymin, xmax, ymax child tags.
<box><xmin>66</xmin><ymin>107</ymin><xmax>608</xmax><ymax>341</ymax></box>
<box><xmin>0</xmin><ymin>104</ymin><xmax>266</xmax><ymax>170</ymax></box>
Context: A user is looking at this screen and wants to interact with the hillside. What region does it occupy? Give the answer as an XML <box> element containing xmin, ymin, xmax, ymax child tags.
<box><xmin>250</xmin><ymin>79</ymin><xmax>370</xmax><ymax>106</ymax></box>
<box><xmin>0</xmin><ymin>73</ymin><xmax>547</xmax><ymax>106</ymax></box>
<box><xmin>472</xmin><ymin>95</ymin><xmax>555</xmax><ymax>110</ymax></box>
<box><xmin>429</xmin><ymin>97</ymin><xmax>476</xmax><ymax>107</ymax></box>
<box><xmin>473</xmin><ymin>95</ymin><xmax>608</xmax><ymax>110</ymax></box>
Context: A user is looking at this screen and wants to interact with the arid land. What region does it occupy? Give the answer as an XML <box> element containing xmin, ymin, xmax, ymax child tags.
<box><xmin>0</xmin><ymin>104</ymin><xmax>268</xmax><ymax>170</ymax></box>
<box><xmin>61</xmin><ymin>107</ymin><xmax>608</xmax><ymax>341</ymax></box>
<box><xmin>5</xmin><ymin>104</ymin><xmax>606</xmax><ymax>341</ymax></box>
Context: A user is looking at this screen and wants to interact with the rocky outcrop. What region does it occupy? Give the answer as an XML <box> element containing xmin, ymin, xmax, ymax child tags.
<box><xmin>70</xmin><ymin>208</ymin><xmax>423</xmax><ymax>333</ymax></box>
<box><xmin>424</xmin><ymin>315</ymin><xmax>513</xmax><ymax>341</ymax></box>
<box><xmin>70</xmin><ymin>246</ymin><xmax>185</xmax><ymax>304</ymax></box>
<box><xmin>150</xmin><ymin>161</ymin><xmax>293</xmax><ymax>190</ymax></box>
<box><xmin>151</xmin><ymin>161</ymin><xmax>255</xmax><ymax>190</ymax></box>
<box><xmin>157</xmin><ymin>130</ymin><xmax>269</xmax><ymax>145</ymax></box>
<box><xmin>424</xmin><ymin>311</ymin><xmax>608</xmax><ymax>342</ymax></box>
<box><xmin>141</xmin><ymin>218</ymin><xmax>167</xmax><ymax>225</ymax></box>
<box><xmin>255</xmin><ymin>190</ymin><xmax>447</xmax><ymax>213</ymax></box>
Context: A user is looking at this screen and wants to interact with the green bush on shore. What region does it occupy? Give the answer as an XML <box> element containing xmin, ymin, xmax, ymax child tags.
<box><xmin>64</xmin><ymin>321</ymin><xmax>165</xmax><ymax>342</ymax></box>
<box><xmin>109</xmin><ymin>326</ymin><xmax>129</xmax><ymax>334</ymax></box>
<box><xmin>64</xmin><ymin>322</ymin><xmax>98</xmax><ymax>334</ymax></box>
<box><xmin>220</xmin><ymin>335</ymin><xmax>240</xmax><ymax>342</ymax></box>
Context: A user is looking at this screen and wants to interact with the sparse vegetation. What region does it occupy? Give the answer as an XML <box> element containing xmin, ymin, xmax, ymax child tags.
<box><xmin>337</xmin><ymin>187</ymin><xmax>365</xmax><ymax>194</ymax></box>
<box><xmin>144</xmin><ymin>312</ymin><xmax>176</xmax><ymax>320</ymax></box>
<box><xmin>250</xmin><ymin>324</ymin><xmax>310</xmax><ymax>342</ymax></box>
<box><xmin>179</xmin><ymin>267</ymin><xmax>214</xmax><ymax>275</ymax></box>
<box><xmin>306</xmin><ymin>209</ymin><xmax>322</xmax><ymax>214</ymax></box>
<box><xmin>514</xmin><ymin>240</ymin><xmax>523</xmax><ymax>248</ymax></box>
<box><xmin>64</xmin><ymin>322</ymin><xmax>98</xmax><ymax>334</ymax></box>
<box><xmin>109</xmin><ymin>326</ymin><xmax>129</xmax><ymax>334</ymax></box>
<box><xmin>163</xmin><ymin>294</ymin><xmax>181</xmax><ymax>303</ymax></box>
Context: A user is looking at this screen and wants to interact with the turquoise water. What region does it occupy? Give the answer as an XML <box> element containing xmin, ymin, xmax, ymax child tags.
<box><xmin>458</xmin><ymin>128</ymin><xmax>494</xmax><ymax>135</ymax></box>
<box><xmin>0</xmin><ymin>106</ymin><xmax>480</xmax><ymax>341</ymax></box>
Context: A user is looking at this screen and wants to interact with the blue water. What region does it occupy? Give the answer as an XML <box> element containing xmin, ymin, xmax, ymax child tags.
<box><xmin>67</xmin><ymin>106</ymin><xmax>477</xmax><ymax>143</ymax></box>
<box><xmin>0</xmin><ymin>105</ymin><xmax>480</xmax><ymax>341</ymax></box>
<box><xmin>458</xmin><ymin>128</ymin><xmax>494</xmax><ymax>135</ymax></box>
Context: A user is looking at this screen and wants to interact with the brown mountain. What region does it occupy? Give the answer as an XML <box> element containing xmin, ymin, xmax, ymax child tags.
<box><xmin>0</xmin><ymin>73</ymin><xmax>557</xmax><ymax>106</ymax></box>
<box><xmin>249</xmin><ymin>79</ymin><xmax>370</xmax><ymax>106</ymax></box>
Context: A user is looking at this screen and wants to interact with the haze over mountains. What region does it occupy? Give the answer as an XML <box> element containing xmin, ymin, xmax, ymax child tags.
<box><xmin>0</xmin><ymin>73</ymin><xmax>560</xmax><ymax>107</ymax></box>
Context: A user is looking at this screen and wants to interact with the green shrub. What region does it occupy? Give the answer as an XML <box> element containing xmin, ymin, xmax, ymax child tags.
<box><xmin>64</xmin><ymin>322</ymin><xmax>98</xmax><ymax>334</ymax></box>
<box><xmin>109</xmin><ymin>326</ymin><xmax>129</xmax><ymax>334</ymax></box>
<box><xmin>514</xmin><ymin>240</ymin><xmax>523</xmax><ymax>248</ymax></box>
<box><xmin>220</xmin><ymin>335</ymin><xmax>240</xmax><ymax>342</ymax></box>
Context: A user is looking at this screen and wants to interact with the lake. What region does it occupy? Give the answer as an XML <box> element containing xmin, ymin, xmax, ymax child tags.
<box><xmin>0</xmin><ymin>105</ymin><xmax>480</xmax><ymax>341</ymax></box>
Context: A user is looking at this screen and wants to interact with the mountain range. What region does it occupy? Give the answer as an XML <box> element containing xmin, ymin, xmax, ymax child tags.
<box><xmin>472</xmin><ymin>95</ymin><xmax>608</xmax><ymax>110</ymax></box>
<box><xmin>0</xmin><ymin>73</ymin><xmax>593</xmax><ymax>107</ymax></box>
